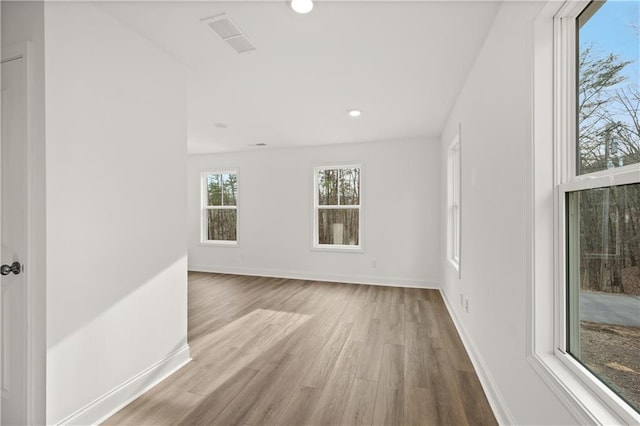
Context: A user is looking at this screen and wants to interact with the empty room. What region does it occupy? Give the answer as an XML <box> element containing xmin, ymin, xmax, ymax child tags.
<box><xmin>1</xmin><ymin>0</ymin><xmax>639</xmax><ymax>425</ymax></box>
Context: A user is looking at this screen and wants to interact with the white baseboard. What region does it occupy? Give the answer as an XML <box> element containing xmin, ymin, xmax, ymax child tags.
<box><xmin>439</xmin><ymin>291</ymin><xmax>515</xmax><ymax>425</ymax></box>
<box><xmin>58</xmin><ymin>344</ymin><xmax>192</xmax><ymax>426</ymax></box>
<box><xmin>188</xmin><ymin>264</ymin><xmax>438</xmax><ymax>289</ymax></box>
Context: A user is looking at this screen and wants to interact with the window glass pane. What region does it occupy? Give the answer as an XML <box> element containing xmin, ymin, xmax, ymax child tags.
<box><xmin>207</xmin><ymin>174</ymin><xmax>223</xmax><ymax>206</ymax></box>
<box><xmin>222</xmin><ymin>173</ymin><xmax>237</xmax><ymax>206</ymax></box>
<box><xmin>318</xmin><ymin>209</ymin><xmax>359</xmax><ymax>245</ymax></box>
<box><xmin>567</xmin><ymin>183</ymin><xmax>640</xmax><ymax>412</ymax></box>
<box><xmin>447</xmin><ymin>142</ymin><xmax>461</xmax><ymax>268</ymax></box>
<box><xmin>452</xmin><ymin>204</ymin><xmax>459</xmax><ymax>262</ymax></box>
<box><xmin>577</xmin><ymin>1</ymin><xmax>640</xmax><ymax>175</ymax></box>
<box><xmin>207</xmin><ymin>172</ymin><xmax>237</xmax><ymax>206</ymax></box>
<box><xmin>318</xmin><ymin>169</ymin><xmax>339</xmax><ymax>205</ymax></box>
<box><xmin>339</xmin><ymin>168</ymin><xmax>360</xmax><ymax>205</ymax></box>
<box><xmin>206</xmin><ymin>209</ymin><xmax>237</xmax><ymax>241</ymax></box>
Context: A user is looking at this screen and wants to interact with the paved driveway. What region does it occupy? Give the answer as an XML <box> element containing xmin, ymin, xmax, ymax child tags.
<box><xmin>580</xmin><ymin>292</ymin><xmax>640</xmax><ymax>327</ymax></box>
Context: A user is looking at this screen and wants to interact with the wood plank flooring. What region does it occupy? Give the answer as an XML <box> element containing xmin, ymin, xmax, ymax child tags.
<box><xmin>103</xmin><ymin>273</ymin><xmax>497</xmax><ymax>426</ymax></box>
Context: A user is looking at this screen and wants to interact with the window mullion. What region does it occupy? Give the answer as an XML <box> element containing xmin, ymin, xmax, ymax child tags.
<box><xmin>206</xmin><ymin>205</ymin><xmax>237</xmax><ymax>210</ymax></box>
<box><xmin>220</xmin><ymin>174</ymin><xmax>225</xmax><ymax>206</ymax></box>
<box><xmin>560</xmin><ymin>166</ymin><xmax>640</xmax><ymax>193</ymax></box>
<box><xmin>555</xmin><ymin>15</ymin><xmax>578</xmax><ymax>185</ymax></box>
<box><xmin>318</xmin><ymin>205</ymin><xmax>359</xmax><ymax>209</ymax></box>
<box><xmin>566</xmin><ymin>193</ymin><xmax>581</xmax><ymax>357</ymax></box>
<box><xmin>337</xmin><ymin>169</ymin><xmax>341</xmax><ymax>206</ymax></box>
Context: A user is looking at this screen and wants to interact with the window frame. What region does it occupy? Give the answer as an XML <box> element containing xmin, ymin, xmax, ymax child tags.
<box><xmin>447</xmin><ymin>132</ymin><xmax>461</xmax><ymax>274</ymax></box>
<box><xmin>528</xmin><ymin>1</ymin><xmax>640</xmax><ymax>424</ymax></box>
<box><xmin>201</xmin><ymin>170</ymin><xmax>239</xmax><ymax>246</ymax></box>
<box><xmin>312</xmin><ymin>164</ymin><xmax>363</xmax><ymax>252</ymax></box>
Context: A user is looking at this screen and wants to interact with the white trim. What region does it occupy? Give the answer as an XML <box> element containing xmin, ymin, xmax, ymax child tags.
<box><xmin>527</xmin><ymin>352</ymin><xmax>615</xmax><ymax>425</ymax></box>
<box><xmin>554</xmin><ymin>1</ymin><xmax>584</xmax><ymax>185</ymax></box>
<box><xmin>204</xmin><ymin>206</ymin><xmax>238</xmax><ymax>210</ymax></box>
<box><xmin>199</xmin><ymin>240</ymin><xmax>239</xmax><ymax>248</ymax></box>
<box><xmin>1</xmin><ymin>45</ymin><xmax>25</xmax><ymax>64</ymax></box>
<box><xmin>314</xmin><ymin>205</ymin><xmax>360</xmax><ymax>210</ymax></box>
<box><xmin>0</xmin><ymin>22</ymin><xmax>3</xmax><ymax>422</ymax></box>
<box><xmin>56</xmin><ymin>345</ymin><xmax>191</xmax><ymax>426</ymax></box>
<box><xmin>439</xmin><ymin>290</ymin><xmax>515</xmax><ymax>426</ymax></box>
<box><xmin>1</xmin><ymin>41</ymin><xmax>28</xmax><ymax>426</ymax></box>
<box><xmin>188</xmin><ymin>264</ymin><xmax>436</xmax><ymax>289</ymax></box>
<box><xmin>447</xmin><ymin>258</ymin><xmax>459</xmax><ymax>273</ymax></box>
<box><xmin>560</xmin><ymin>165</ymin><xmax>640</xmax><ymax>192</ymax></box>
<box><xmin>2</xmin><ymin>41</ymin><xmax>46</xmax><ymax>425</ymax></box>
<box><xmin>311</xmin><ymin>245</ymin><xmax>365</xmax><ymax>253</ymax></box>
<box><xmin>23</xmin><ymin>39</ymin><xmax>47</xmax><ymax>426</ymax></box>
<box><xmin>556</xmin><ymin>350</ymin><xmax>640</xmax><ymax>423</ymax></box>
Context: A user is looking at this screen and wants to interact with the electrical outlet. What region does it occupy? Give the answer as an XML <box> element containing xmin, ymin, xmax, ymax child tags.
<box><xmin>464</xmin><ymin>298</ymin><xmax>469</xmax><ymax>313</ymax></box>
<box><xmin>371</xmin><ymin>260</ymin><xmax>377</xmax><ymax>268</ymax></box>
<box><xmin>240</xmin><ymin>254</ymin><xmax>245</xmax><ymax>261</ymax></box>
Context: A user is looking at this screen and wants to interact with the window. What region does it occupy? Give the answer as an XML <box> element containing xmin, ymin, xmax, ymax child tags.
<box><xmin>447</xmin><ymin>134</ymin><xmax>461</xmax><ymax>272</ymax></box>
<box><xmin>559</xmin><ymin>0</ymin><xmax>640</xmax><ymax>417</ymax></box>
<box><xmin>202</xmin><ymin>171</ymin><xmax>238</xmax><ymax>244</ymax></box>
<box><xmin>313</xmin><ymin>165</ymin><xmax>361</xmax><ymax>250</ymax></box>
<box><xmin>530</xmin><ymin>1</ymin><xmax>640</xmax><ymax>423</ymax></box>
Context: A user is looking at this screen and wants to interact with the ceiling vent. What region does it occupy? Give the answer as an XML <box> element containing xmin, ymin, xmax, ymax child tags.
<box><xmin>201</xmin><ymin>14</ymin><xmax>256</xmax><ymax>54</ymax></box>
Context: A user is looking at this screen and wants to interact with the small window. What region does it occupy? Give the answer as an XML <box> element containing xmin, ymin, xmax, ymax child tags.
<box><xmin>563</xmin><ymin>0</ymin><xmax>640</xmax><ymax>415</ymax></box>
<box><xmin>313</xmin><ymin>165</ymin><xmax>361</xmax><ymax>250</ymax></box>
<box><xmin>202</xmin><ymin>171</ymin><xmax>238</xmax><ymax>244</ymax></box>
<box><xmin>448</xmin><ymin>135</ymin><xmax>461</xmax><ymax>272</ymax></box>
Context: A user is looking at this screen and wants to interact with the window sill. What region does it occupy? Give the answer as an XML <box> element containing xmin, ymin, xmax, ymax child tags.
<box><xmin>312</xmin><ymin>245</ymin><xmax>364</xmax><ymax>254</ymax></box>
<box><xmin>528</xmin><ymin>350</ymin><xmax>640</xmax><ymax>425</ymax></box>
<box><xmin>200</xmin><ymin>241</ymin><xmax>239</xmax><ymax>248</ymax></box>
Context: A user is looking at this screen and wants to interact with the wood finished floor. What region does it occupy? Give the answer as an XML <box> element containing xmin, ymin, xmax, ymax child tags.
<box><xmin>103</xmin><ymin>273</ymin><xmax>497</xmax><ymax>426</ymax></box>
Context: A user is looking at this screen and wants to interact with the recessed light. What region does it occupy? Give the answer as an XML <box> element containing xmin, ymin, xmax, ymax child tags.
<box><xmin>348</xmin><ymin>109</ymin><xmax>362</xmax><ymax>117</ymax></box>
<box><xmin>214</xmin><ymin>123</ymin><xmax>228</xmax><ymax>128</ymax></box>
<box><xmin>291</xmin><ymin>0</ymin><xmax>313</xmax><ymax>14</ymax></box>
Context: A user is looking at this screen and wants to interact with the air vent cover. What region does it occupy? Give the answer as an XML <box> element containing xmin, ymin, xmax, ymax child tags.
<box><xmin>207</xmin><ymin>19</ymin><xmax>242</xmax><ymax>39</ymax></box>
<box><xmin>201</xmin><ymin>13</ymin><xmax>256</xmax><ymax>54</ymax></box>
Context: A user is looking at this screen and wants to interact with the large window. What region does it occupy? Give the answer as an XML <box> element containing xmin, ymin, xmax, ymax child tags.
<box><xmin>561</xmin><ymin>0</ymin><xmax>640</xmax><ymax>416</ymax></box>
<box><xmin>314</xmin><ymin>165</ymin><xmax>361</xmax><ymax>250</ymax></box>
<box><xmin>447</xmin><ymin>134</ymin><xmax>461</xmax><ymax>272</ymax></box>
<box><xmin>202</xmin><ymin>171</ymin><xmax>238</xmax><ymax>244</ymax></box>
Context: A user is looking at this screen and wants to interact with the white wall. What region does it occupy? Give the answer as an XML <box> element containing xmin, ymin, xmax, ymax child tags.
<box><xmin>440</xmin><ymin>2</ymin><xmax>577</xmax><ymax>425</ymax></box>
<box><xmin>44</xmin><ymin>3</ymin><xmax>189</xmax><ymax>424</ymax></box>
<box><xmin>189</xmin><ymin>138</ymin><xmax>439</xmax><ymax>287</ymax></box>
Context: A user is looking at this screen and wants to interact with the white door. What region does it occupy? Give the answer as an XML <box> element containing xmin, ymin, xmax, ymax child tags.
<box><xmin>1</xmin><ymin>53</ymin><xmax>28</xmax><ymax>426</ymax></box>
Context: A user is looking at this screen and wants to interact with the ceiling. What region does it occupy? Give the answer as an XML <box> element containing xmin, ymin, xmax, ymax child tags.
<box><xmin>98</xmin><ymin>1</ymin><xmax>501</xmax><ymax>154</ymax></box>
